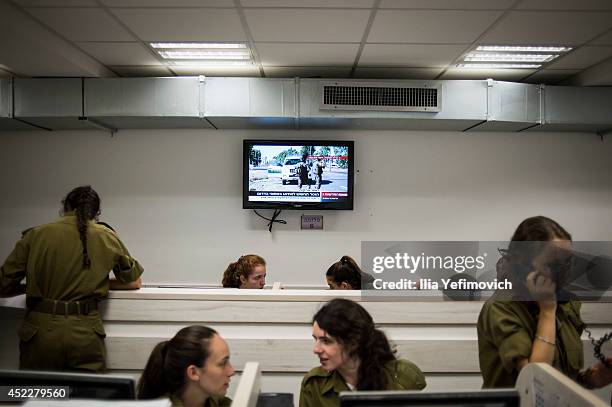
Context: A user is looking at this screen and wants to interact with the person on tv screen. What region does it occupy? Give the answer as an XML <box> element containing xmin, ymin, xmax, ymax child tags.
<box><xmin>312</xmin><ymin>158</ymin><xmax>325</xmax><ymax>190</ymax></box>
<box><xmin>300</xmin><ymin>299</ymin><xmax>426</xmax><ymax>407</ymax></box>
<box><xmin>0</xmin><ymin>185</ymin><xmax>143</xmax><ymax>372</ymax></box>
<box><xmin>138</xmin><ymin>325</ymin><xmax>234</xmax><ymax>407</ymax></box>
<box><xmin>326</xmin><ymin>255</ymin><xmax>374</xmax><ymax>290</ymax></box>
<box><xmin>297</xmin><ymin>153</ymin><xmax>311</xmax><ymax>190</ymax></box>
<box><xmin>221</xmin><ymin>254</ymin><xmax>267</xmax><ymax>289</ymax></box>
<box><xmin>477</xmin><ymin>216</ymin><xmax>612</xmax><ymax>389</ymax></box>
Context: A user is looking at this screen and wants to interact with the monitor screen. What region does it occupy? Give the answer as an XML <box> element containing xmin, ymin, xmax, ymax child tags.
<box><xmin>339</xmin><ymin>390</ymin><xmax>520</xmax><ymax>407</ymax></box>
<box><xmin>243</xmin><ymin>140</ymin><xmax>354</xmax><ymax>210</ymax></box>
<box><xmin>0</xmin><ymin>369</ymin><xmax>135</xmax><ymax>402</ymax></box>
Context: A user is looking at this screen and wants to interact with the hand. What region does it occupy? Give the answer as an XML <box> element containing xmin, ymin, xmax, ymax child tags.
<box><xmin>582</xmin><ymin>358</ymin><xmax>612</xmax><ymax>388</ymax></box>
<box><xmin>525</xmin><ymin>271</ymin><xmax>556</xmax><ymax>312</ymax></box>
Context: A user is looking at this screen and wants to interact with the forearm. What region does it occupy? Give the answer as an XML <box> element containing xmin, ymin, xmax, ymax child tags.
<box><xmin>109</xmin><ymin>277</ymin><xmax>142</xmax><ymax>290</ymax></box>
<box><xmin>528</xmin><ymin>307</ymin><xmax>557</xmax><ymax>364</ymax></box>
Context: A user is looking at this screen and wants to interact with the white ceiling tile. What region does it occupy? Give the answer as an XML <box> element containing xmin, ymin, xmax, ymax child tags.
<box><xmin>380</xmin><ymin>0</ymin><xmax>514</xmax><ymax>9</ymax></box>
<box><xmin>547</xmin><ymin>46</ymin><xmax>612</xmax><ymax>69</ymax></box>
<box><xmin>368</xmin><ymin>10</ymin><xmax>503</xmax><ymax>43</ymax></box>
<box><xmin>516</xmin><ymin>0</ymin><xmax>612</xmax><ymax>10</ymax></box>
<box><xmin>480</xmin><ymin>11</ymin><xmax>612</xmax><ymax>45</ymax></box>
<box><xmin>255</xmin><ymin>43</ymin><xmax>359</xmax><ymax>66</ymax></box>
<box><xmin>13</xmin><ymin>0</ymin><xmax>98</xmax><ymax>6</ymax></box>
<box><xmin>523</xmin><ymin>69</ymin><xmax>579</xmax><ymax>84</ymax></box>
<box><xmin>171</xmin><ymin>65</ymin><xmax>261</xmax><ymax>76</ymax></box>
<box><xmin>245</xmin><ymin>9</ymin><xmax>370</xmax><ymax>42</ymax></box>
<box><xmin>241</xmin><ymin>0</ymin><xmax>374</xmax><ymax>7</ymax></box>
<box><xmin>110</xmin><ymin>65</ymin><xmax>174</xmax><ymax>76</ymax></box>
<box><xmin>591</xmin><ymin>29</ymin><xmax>612</xmax><ymax>45</ymax></box>
<box><xmin>77</xmin><ymin>42</ymin><xmax>161</xmax><ymax>66</ymax></box>
<box><xmin>100</xmin><ymin>0</ymin><xmax>232</xmax><ymax>7</ymax></box>
<box><xmin>26</xmin><ymin>8</ymin><xmax>136</xmax><ymax>41</ymax></box>
<box><xmin>354</xmin><ymin>67</ymin><xmax>443</xmax><ymax>79</ymax></box>
<box><xmin>440</xmin><ymin>67</ymin><xmax>535</xmax><ymax>81</ymax></box>
<box><xmin>111</xmin><ymin>8</ymin><xmax>246</xmax><ymax>41</ymax></box>
<box><xmin>359</xmin><ymin>44</ymin><xmax>467</xmax><ymax>67</ymax></box>
<box><xmin>263</xmin><ymin>66</ymin><xmax>351</xmax><ymax>78</ymax></box>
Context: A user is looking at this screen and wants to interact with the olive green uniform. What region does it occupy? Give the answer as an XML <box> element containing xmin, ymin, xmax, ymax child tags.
<box><xmin>477</xmin><ymin>298</ymin><xmax>584</xmax><ymax>388</ymax></box>
<box><xmin>0</xmin><ymin>214</ymin><xmax>143</xmax><ymax>372</ymax></box>
<box><xmin>299</xmin><ymin>359</ymin><xmax>426</xmax><ymax>407</ymax></box>
<box><xmin>169</xmin><ymin>394</ymin><xmax>231</xmax><ymax>407</ymax></box>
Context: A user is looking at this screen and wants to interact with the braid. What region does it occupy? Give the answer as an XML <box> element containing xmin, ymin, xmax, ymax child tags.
<box><xmin>62</xmin><ymin>186</ymin><xmax>101</xmax><ymax>270</ymax></box>
<box><xmin>76</xmin><ymin>204</ymin><xmax>91</xmax><ymax>269</ymax></box>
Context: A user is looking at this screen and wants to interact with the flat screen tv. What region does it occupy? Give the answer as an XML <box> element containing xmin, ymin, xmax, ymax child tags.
<box><xmin>243</xmin><ymin>140</ymin><xmax>354</xmax><ymax>210</ymax></box>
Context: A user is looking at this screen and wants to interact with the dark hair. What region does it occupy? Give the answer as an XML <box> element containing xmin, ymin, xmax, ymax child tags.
<box><xmin>221</xmin><ymin>254</ymin><xmax>266</xmax><ymax>288</ymax></box>
<box><xmin>326</xmin><ymin>255</ymin><xmax>373</xmax><ymax>290</ymax></box>
<box><xmin>138</xmin><ymin>325</ymin><xmax>217</xmax><ymax>399</ymax></box>
<box><xmin>62</xmin><ymin>185</ymin><xmax>101</xmax><ymax>269</ymax></box>
<box><xmin>498</xmin><ymin>216</ymin><xmax>572</xmax><ymax>283</ymax></box>
<box><xmin>313</xmin><ymin>299</ymin><xmax>395</xmax><ymax>390</ymax></box>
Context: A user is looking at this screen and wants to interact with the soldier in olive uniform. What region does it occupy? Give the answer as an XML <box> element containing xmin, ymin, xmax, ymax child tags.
<box><xmin>138</xmin><ymin>325</ymin><xmax>234</xmax><ymax>407</ymax></box>
<box><xmin>297</xmin><ymin>153</ymin><xmax>311</xmax><ymax>190</ymax></box>
<box><xmin>300</xmin><ymin>299</ymin><xmax>426</xmax><ymax>407</ymax></box>
<box><xmin>477</xmin><ymin>216</ymin><xmax>612</xmax><ymax>389</ymax></box>
<box><xmin>0</xmin><ymin>185</ymin><xmax>143</xmax><ymax>372</ymax></box>
<box><xmin>312</xmin><ymin>158</ymin><xmax>325</xmax><ymax>190</ymax></box>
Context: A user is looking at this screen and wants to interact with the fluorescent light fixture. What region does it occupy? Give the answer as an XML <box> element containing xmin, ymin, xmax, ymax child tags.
<box><xmin>457</xmin><ymin>63</ymin><xmax>541</xmax><ymax>69</ymax></box>
<box><xmin>465</xmin><ymin>53</ymin><xmax>556</xmax><ymax>63</ymax></box>
<box><xmin>150</xmin><ymin>42</ymin><xmax>253</xmax><ymax>66</ymax></box>
<box><xmin>158</xmin><ymin>50</ymin><xmax>250</xmax><ymax>60</ymax></box>
<box><xmin>169</xmin><ymin>60</ymin><xmax>253</xmax><ymax>66</ymax></box>
<box><xmin>476</xmin><ymin>45</ymin><xmax>571</xmax><ymax>52</ymax></box>
<box><xmin>151</xmin><ymin>42</ymin><xmax>247</xmax><ymax>49</ymax></box>
<box><xmin>458</xmin><ymin>44</ymin><xmax>572</xmax><ymax>69</ymax></box>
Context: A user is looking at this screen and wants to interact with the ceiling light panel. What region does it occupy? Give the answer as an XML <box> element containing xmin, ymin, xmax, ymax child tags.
<box><xmin>150</xmin><ymin>42</ymin><xmax>253</xmax><ymax>66</ymax></box>
<box><xmin>458</xmin><ymin>44</ymin><xmax>571</xmax><ymax>69</ymax></box>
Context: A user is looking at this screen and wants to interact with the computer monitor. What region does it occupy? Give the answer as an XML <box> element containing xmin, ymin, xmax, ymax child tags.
<box><xmin>0</xmin><ymin>369</ymin><xmax>135</xmax><ymax>402</ymax></box>
<box><xmin>340</xmin><ymin>389</ymin><xmax>520</xmax><ymax>407</ymax></box>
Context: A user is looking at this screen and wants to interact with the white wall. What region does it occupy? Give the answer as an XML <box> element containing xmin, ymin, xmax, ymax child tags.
<box><xmin>1</xmin><ymin>128</ymin><xmax>612</xmax><ymax>284</ymax></box>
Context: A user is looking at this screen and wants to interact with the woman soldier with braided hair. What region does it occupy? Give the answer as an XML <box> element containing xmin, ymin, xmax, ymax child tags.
<box><xmin>0</xmin><ymin>185</ymin><xmax>143</xmax><ymax>372</ymax></box>
<box><xmin>300</xmin><ymin>298</ymin><xmax>426</xmax><ymax>407</ymax></box>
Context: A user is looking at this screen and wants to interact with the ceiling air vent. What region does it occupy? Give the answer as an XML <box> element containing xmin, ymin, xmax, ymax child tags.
<box><xmin>320</xmin><ymin>81</ymin><xmax>442</xmax><ymax>112</ymax></box>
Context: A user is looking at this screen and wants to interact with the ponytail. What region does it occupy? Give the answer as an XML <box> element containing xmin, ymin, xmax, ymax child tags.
<box><xmin>62</xmin><ymin>185</ymin><xmax>101</xmax><ymax>269</ymax></box>
<box><xmin>356</xmin><ymin>328</ymin><xmax>395</xmax><ymax>390</ymax></box>
<box><xmin>137</xmin><ymin>341</ymin><xmax>169</xmax><ymax>399</ymax></box>
<box><xmin>138</xmin><ymin>326</ymin><xmax>217</xmax><ymax>400</ymax></box>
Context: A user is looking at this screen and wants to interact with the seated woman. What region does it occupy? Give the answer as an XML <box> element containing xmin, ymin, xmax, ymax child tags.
<box><xmin>221</xmin><ymin>254</ymin><xmax>266</xmax><ymax>289</ymax></box>
<box><xmin>478</xmin><ymin>216</ymin><xmax>612</xmax><ymax>389</ymax></box>
<box><xmin>138</xmin><ymin>325</ymin><xmax>235</xmax><ymax>407</ymax></box>
<box><xmin>300</xmin><ymin>298</ymin><xmax>426</xmax><ymax>407</ymax></box>
<box><xmin>326</xmin><ymin>255</ymin><xmax>374</xmax><ymax>290</ymax></box>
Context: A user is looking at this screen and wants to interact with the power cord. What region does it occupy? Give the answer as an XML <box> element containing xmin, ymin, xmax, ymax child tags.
<box><xmin>254</xmin><ymin>209</ymin><xmax>286</xmax><ymax>232</ymax></box>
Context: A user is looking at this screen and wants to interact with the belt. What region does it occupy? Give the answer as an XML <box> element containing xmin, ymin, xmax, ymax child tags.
<box><xmin>27</xmin><ymin>298</ymin><xmax>98</xmax><ymax>316</ymax></box>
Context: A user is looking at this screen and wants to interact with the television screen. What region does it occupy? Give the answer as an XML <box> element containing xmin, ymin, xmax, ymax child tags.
<box><xmin>243</xmin><ymin>140</ymin><xmax>354</xmax><ymax>210</ymax></box>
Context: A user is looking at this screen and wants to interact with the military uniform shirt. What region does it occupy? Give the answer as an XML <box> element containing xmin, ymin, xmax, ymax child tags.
<box><xmin>0</xmin><ymin>213</ymin><xmax>143</xmax><ymax>372</ymax></box>
<box><xmin>0</xmin><ymin>214</ymin><xmax>143</xmax><ymax>301</ymax></box>
<box><xmin>299</xmin><ymin>359</ymin><xmax>426</xmax><ymax>407</ymax></box>
<box><xmin>477</xmin><ymin>298</ymin><xmax>584</xmax><ymax>388</ymax></box>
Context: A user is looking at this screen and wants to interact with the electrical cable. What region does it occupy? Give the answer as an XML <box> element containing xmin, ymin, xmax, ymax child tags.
<box><xmin>253</xmin><ymin>209</ymin><xmax>286</xmax><ymax>232</ymax></box>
